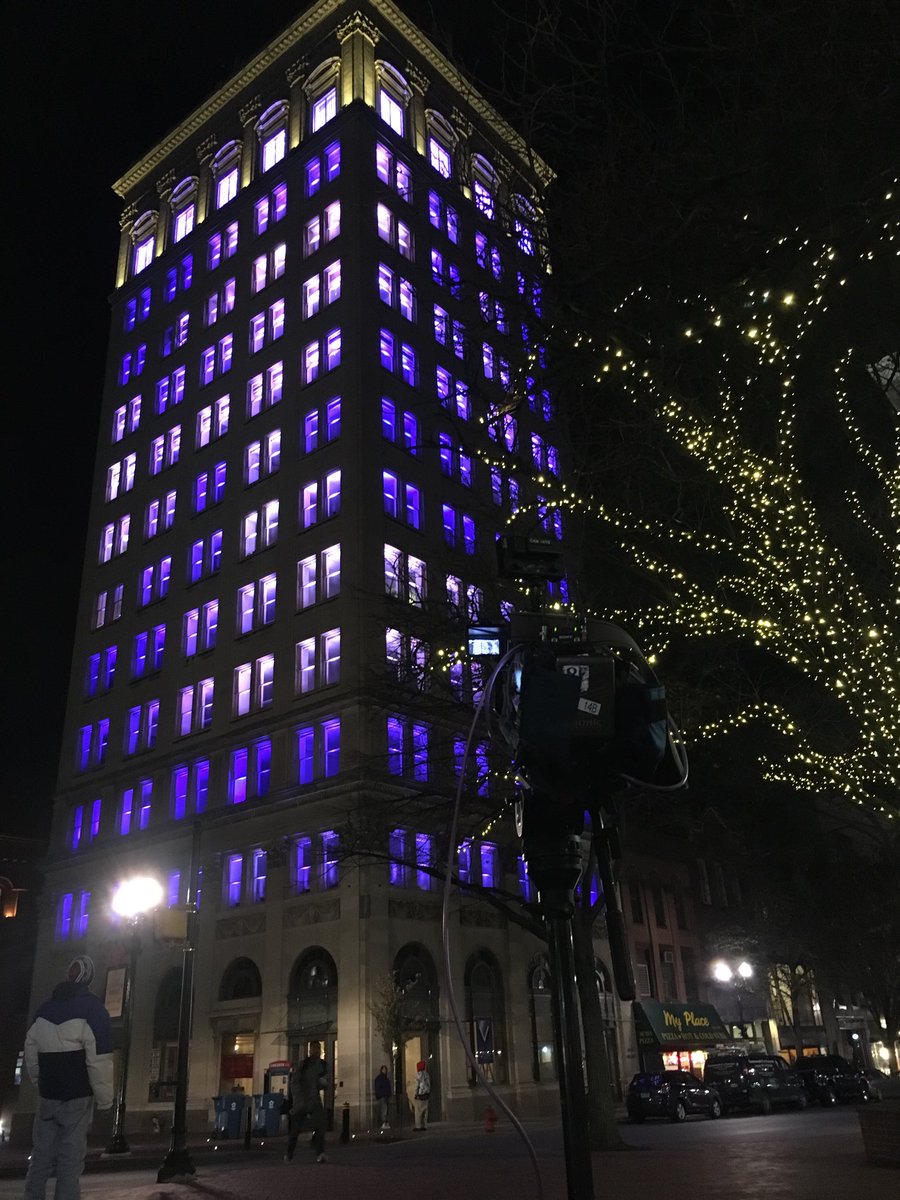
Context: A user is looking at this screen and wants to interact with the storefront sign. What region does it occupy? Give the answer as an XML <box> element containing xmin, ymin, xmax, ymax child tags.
<box><xmin>634</xmin><ymin>999</ymin><xmax>729</xmax><ymax>1048</ymax></box>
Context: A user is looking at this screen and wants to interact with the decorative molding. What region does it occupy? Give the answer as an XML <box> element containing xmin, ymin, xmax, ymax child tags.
<box><xmin>451</xmin><ymin>108</ymin><xmax>475</xmax><ymax>141</ymax></box>
<box><xmin>285</xmin><ymin>58</ymin><xmax>309</xmax><ymax>88</ymax></box>
<box><xmin>239</xmin><ymin>96</ymin><xmax>262</xmax><ymax>126</ymax></box>
<box><xmin>388</xmin><ymin>896</ymin><xmax>441</xmax><ymax>922</ymax></box>
<box><xmin>155</xmin><ymin>170</ymin><xmax>177</xmax><ymax>200</ymax></box>
<box><xmin>197</xmin><ymin>135</ymin><xmax>218</xmax><ymax>164</ymax></box>
<box><xmin>119</xmin><ymin>204</ymin><xmax>138</xmax><ymax>230</ymax></box>
<box><xmin>336</xmin><ymin>11</ymin><xmax>380</xmax><ymax>46</ymax></box>
<box><xmin>459</xmin><ymin>906</ymin><xmax>504</xmax><ymax>929</ymax></box>
<box><xmin>405</xmin><ymin>62</ymin><xmax>429</xmax><ymax>94</ymax></box>
<box><xmin>284</xmin><ymin>897</ymin><xmax>341</xmax><ymax>927</ymax></box>
<box><xmin>215</xmin><ymin>912</ymin><xmax>266</xmax><ymax>939</ymax></box>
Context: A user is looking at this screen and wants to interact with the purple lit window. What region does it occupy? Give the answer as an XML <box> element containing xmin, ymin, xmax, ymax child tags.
<box><xmin>173</xmin><ymin>766</ymin><xmax>188</xmax><ymax>820</ymax></box>
<box><xmin>389</xmin><ymin>830</ymin><xmax>407</xmax><ymax>886</ymax></box>
<box><xmin>138</xmin><ymin>779</ymin><xmax>152</xmax><ymax>830</ymax></box>
<box><xmin>387</xmin><ymin>717</ymin><xmax>404</xmax><ymax>775</ymax></box>
<box><xmin>295</xmin><ymin>836</ymin><xmax>312</xmax><ymax>892</ymax></box>
<box><xmin>225</xmin><ymin>854</ymin><xmax>243</xmax><ymax>906</ymax></box>
<box><xmin>326</xmin><ymin>397</ymin><xmax>341</xmax><ymax>440</ymax></box>
<box><xmin>326</xmin><ymin>329</ymin><xmax>341</xmax><ymax>370</ymax></box>
<box><xmin>252</xmin><ymin>849</ymin><xmax>267</xmax><ymax>903</ymax></box>
<box><xmin>321</xmin><ymin>831</ymin><xmax>339</xmax><ymax>889</ymax></box>
<box><xmin>413</xmin><ymin>726</ymin><xmax>429</xmax><ymax>784</ymax></box>
<box><xmin>380</xmin><ymin>329</ymin><xmax>394</xmax><ymax>372</ymax></box>
<box><xmin>325</xmin><ymin>143</ymin><xmax>341</xmax><ymax>182</ymax></box>
<box><xmin>405</xmin><ymin>484</ymin><xmax>421</xmax><ymax>529</ymax></box>
<box><xmin>381</xmin><ymin>398</ymin><xmax>395</xmax><ymax>440</ymax></box>
<box><xmin>119</xmin><ymin>788</ymin><xmax>133</xmax><ymax>836</ymax></box>
<box><xmin>439</xmin><ymin>433</ymin><xmax>453</xmax><ymax>476</ymax></box>
<box><xmin>400</xmin><ymin>343</ymin><xmax>416</xmax><ymax>387</ymax></box>
<box><xmin>230</xmin><ymin>747</ymin><xmax>248</xmax><ymax>804</ymax></box>
<box><xmin>403</xmin><ymin>412</ymin><xmax>418</xmax><ymax>453</ymax></box>
<box><xmin>443</xmin><ymin>504</ymin><xmax>456</xmax><ymax>547</ymax></box>
<box><xmin>297</xmin><ymin>727</ymin><xmax>314</xmax><ymax>785</ymax></box>
<box><xmin>323</xmin><ymin>719</ymin><xmax>341</xmax><ymax>777</ymax></box>
<box><xmin>324</xmin><ymin>470</ymin><xmax>341</xmax><ymax>517</ymax></box>
<box><xmin>462</xmin><ymin>514</ymin><xmax>476</xmax><ymax>555</ymax></box>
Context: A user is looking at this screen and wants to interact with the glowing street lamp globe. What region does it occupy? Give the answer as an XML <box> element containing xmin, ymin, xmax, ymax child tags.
<box><xmin>736</xmin><ymin>961</ymin><xmax>753</xmax><ymax>980</ymax></box>
<box><xmin>712</xmin><ymin>961</ymin><xmax>733</xmax><ymax>983</ymax></box>
<box><xmin>111</xmin><ymin>876</ymin><xmax>163</xmax><ymax>920</ymax></box>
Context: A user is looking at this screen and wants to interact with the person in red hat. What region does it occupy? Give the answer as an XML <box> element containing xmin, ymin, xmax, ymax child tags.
<box><xmin>23</xmin><ymin>956</ymin><xmax>113</xmax><ymax>1199</ymax></box>
<box><xmin>412</xmin><ymin>1060</ymin><xmax>431</xmax><ymax>1131</ymax></box>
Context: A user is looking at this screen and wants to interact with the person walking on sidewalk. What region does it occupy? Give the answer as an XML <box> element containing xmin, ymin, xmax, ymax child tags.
<box><xmin>285</xmin><ymin>1042</ymin><xmax>330</xmax><ymax>1163</ymax></box>
<box><xmin>23</xmin><ymin>955</ymin><xmax>114</xmax><ymax>1200</ymax></box>
<box><xmin>374</xmin><ymin>1065</ymin><xmax>392</xmax><ymax>1130</ymax></box>
<box><xmin>412</xmin><ymin>1060</ymin><xmax>431</xmax><ymax>1131</ymax></box>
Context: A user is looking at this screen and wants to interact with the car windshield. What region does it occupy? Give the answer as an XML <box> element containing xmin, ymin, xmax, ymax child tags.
<box><xmin>705</xmin><ymin>1061</ymin><xmax>741</xmax><ymax>1076</ymax></box>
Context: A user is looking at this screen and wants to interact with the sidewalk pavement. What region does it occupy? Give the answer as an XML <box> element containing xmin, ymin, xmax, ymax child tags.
<box><xmin>1</xmin><ymin>1113</ymin><xmax>896</xmax><ymax>1200</ymax></box>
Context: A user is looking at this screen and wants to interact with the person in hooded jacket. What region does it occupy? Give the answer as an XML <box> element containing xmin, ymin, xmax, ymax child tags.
<box><xmin>23</xmin><ymin>955</ymin><xmax>114</xmax><ymax>1200</ymax></box>
<box><xmin>412</xmin><ymin>1060</ymin><xmax>431</xmax><ymax>1131</ymax></box>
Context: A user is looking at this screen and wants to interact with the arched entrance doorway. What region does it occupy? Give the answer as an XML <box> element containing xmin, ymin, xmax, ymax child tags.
<box><xmin>217</xmin><ymin>957</ymin><xmax>262</xmax><ymax>1096</ymax></box>
<box><xmin>394</xmin><ymin>943</ymin><xmax>440</xmax><ymax>1120</ymax></box>
<box><xmin>287</xmin><ymin>948</ymin><xmax>338</xmax><ymax>1127</ymax></box>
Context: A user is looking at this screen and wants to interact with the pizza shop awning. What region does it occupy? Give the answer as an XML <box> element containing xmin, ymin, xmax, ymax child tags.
<box><xmin>633</xmin><ymin>1000</ymin><xmax>729</xmax><ymax>1050</ymax></box>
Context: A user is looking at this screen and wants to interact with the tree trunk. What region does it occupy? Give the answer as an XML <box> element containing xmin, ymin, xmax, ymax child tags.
<box><xmin>572</xmin><ymin>907</ymin><xmax>628</xmax><ymax>1150</ymax></box>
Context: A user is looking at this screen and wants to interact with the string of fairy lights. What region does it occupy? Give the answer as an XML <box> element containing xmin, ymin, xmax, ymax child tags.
<box><xmin>457</xmin><ymin>179</ymin><xmax>900</xmax><ymax>821</ymax></box>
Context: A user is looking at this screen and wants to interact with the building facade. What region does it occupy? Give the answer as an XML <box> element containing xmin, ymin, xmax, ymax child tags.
<box><xmin>20</xmin><ymin>0</ymin><xmax>584</xmax><ymax>1138</ymax></box>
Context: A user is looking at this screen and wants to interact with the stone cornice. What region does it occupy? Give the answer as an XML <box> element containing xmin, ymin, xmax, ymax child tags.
<box><xmin>112</xmin><ymin>0</ymin><xmax>551</xmax><ymax>199</ymax></box>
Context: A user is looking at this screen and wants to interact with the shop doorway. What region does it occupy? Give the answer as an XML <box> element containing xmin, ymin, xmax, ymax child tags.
<box><xmin>287</xmin><ymin>948</ymin><xmax>338</xmax><ymax>1129</ymax></box>
<box><xmin>394</xmin><ymin>944</ymin><xmax>440</xmax><ymax>1121</ymax></box>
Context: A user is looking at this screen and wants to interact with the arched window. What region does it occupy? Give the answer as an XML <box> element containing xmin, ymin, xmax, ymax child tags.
<box><xmin>529</xmin><ymin>957</ymin><xmax>556</xmax><ymax>1082</ymax></box>
<box><xmin>170</xmin><ymin>177</ymin><xmax>198</xmax><ymax>245</ymax></box>
<box><xmin>425</xmin><ymin>110</ymin><xmax>457</xmax><ymax>179</ymax></box>
<box><xmin>305</xmin><ymin>60</ymin><xmax>340</xmax><ymax>134</ymax></box>
<box><xmin>257</xmin><ymin>101</ymin><xmax>290</xmax><ymax>173</ymax></box>
<box><xmin>132</xmin><ymin>211</ymin><xmax>158</xmax><ymax>276</ymax></box>
<box><xmin>471</xmin><ymin>154</ymin><xmax>499</xmax><ymax>219</ymax></box>
<box><xmin>288</xmin><ymin>948</ymin><xmax>338</xmax><ymax>1035</ymax></box>
<box><xmin>212</xmin><ymin>141</ymin><xmax>242</xmax><ymax>210</ymax></box>
<box><xmin>218</xmin><ymin>956</ymin><xmax>263</xmax><ymax>1001</ymax></box>
<box><xmin>465</xmin><ymin>951</ymin><xmax>507</xmax><ymax>1084</ymax></box>
<box><xmin>394</xmin><ymin>944</ymin><xmax>439</xmax><ymax>1026</ymax></box>
<box><xmin>375</xmin><ymin>62</ymin><xmax>410</xmax><ymax>137</ymax></box>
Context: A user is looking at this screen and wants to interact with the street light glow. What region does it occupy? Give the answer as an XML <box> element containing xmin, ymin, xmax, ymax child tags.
<box><xmin>111</xmin><ymin>876</ymin><xmax>163</xmax><ymax>919</ymax></box>
<box><xmin>737</xmin><ymin>961</ymin><xmax>753</xmax><ymax>980</ymax></box>
<box><xmin>712</xmin><ymin>961</ymin><xmax>733</xmax><ymax>983</ymax></box>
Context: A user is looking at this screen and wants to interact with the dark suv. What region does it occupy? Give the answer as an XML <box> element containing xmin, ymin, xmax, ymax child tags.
<box><xmin>627</xmin><ymin>1070</ymin><xmax>722</xmax><ymax>1123</ymax></box>
<box><xmin>794</xmin><ymin>1055</ymin><xmax>871</xmax><ymax>1105</ymax></box>
<box><xmin>703</xmin><ymin>1053</ymin><xmax>808</xmax><ymax>1115</ymax></box>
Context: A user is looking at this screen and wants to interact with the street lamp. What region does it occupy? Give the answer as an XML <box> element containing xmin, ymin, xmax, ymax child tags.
<box><xmin>104</xmin><ymin>875</ymin><xmax>163</xmax><ymax>1156</ymax></box>
<box><xmin>158</xmin><ymin>820</ymin><xmax>202</xmax><ymax>1182</ymax></box>
<box><xmin>712</xmin><ymin>959</ymin><xmax>754</xmax><ymax>1038</ymax></box>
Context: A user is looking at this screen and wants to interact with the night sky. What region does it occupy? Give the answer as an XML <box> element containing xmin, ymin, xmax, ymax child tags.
<box><xmin>8</xmin><ymin>0</ymin><xmax>487</xmax><ymax>838</ymax></box>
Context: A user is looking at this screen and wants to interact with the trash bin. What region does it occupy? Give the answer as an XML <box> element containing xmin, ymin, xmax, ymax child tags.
<box><xmin>260</xmin><ymin>1093</ymin><xmax>285</xmax><ymax>1136</ymax></box>
<box><xmin>213</xmin><ymin>1094</ymin><xmax>246</xmax><ymax>1138</ymax></box>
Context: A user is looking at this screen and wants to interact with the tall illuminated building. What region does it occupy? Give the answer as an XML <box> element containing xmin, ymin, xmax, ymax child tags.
<box><xmin>24</xmin><ymin>0</ymin><xmax>577</xmax><ymax>1135</ymax></box>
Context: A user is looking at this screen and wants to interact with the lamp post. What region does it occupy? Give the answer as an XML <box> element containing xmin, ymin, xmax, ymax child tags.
<box><xmin>158</xmin><ymin>819</ymin><xmax>201</xmax><ymax>1182</ymax></box>
<box><xmin>104</xmin><ymin>875</ymin><xmax>163</xmax><ymax>1156</ymax></box>
<box><xmin>712</xmin><ymin>959</ymin><xmax>754</xmax><ymax>1039</ymax></box>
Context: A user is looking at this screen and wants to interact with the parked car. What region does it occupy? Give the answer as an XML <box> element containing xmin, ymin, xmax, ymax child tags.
<box><xmin>862</xmin><ymin>1068</ymin><xmax>887</xmax><ymax>1101</ymax></box>
<box><xmin>627</xmin><ymin>1070</ymin><xmax>722</xmax><ymax>1123</ymax></box>
<box><xmin>794</xmin><ymin>1055</ymin><xmax>871</xmax><ymax>1105</ymax></box>
<box><xmin>703</xmin><ymin>1053</ymin><xmax>808</xmax><ymax>1115</ymax></box>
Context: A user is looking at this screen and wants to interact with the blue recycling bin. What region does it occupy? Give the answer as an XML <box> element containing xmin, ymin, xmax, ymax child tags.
<box><xmin>213</xmin><ymin>1094</ymin><xmax>246</xmax><ymax>1138</ymax></box>
<box><xmin>259</xmin><ymin>1093</ymin><xmax>285</xmax><ymax>1136</ymax></box>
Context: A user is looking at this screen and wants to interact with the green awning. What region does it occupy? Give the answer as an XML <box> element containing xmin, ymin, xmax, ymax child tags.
<box><xmin>633</xmin><ymin>999</ymin><xmax>729</xmax><ymax>1049</ymax></box>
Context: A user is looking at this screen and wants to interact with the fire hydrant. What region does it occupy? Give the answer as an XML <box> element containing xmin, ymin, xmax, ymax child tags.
<box><xmin>484</xmin><ymin>1105</ymin><xmax>498</xmax><ymax>1133</ymax></box>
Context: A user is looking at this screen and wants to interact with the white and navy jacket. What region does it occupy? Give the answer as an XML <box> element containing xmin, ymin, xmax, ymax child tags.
<box><xmin>24</xmin><ymin>981</ymin><xmax>114</xmax><ymax>1108</ymax></box>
